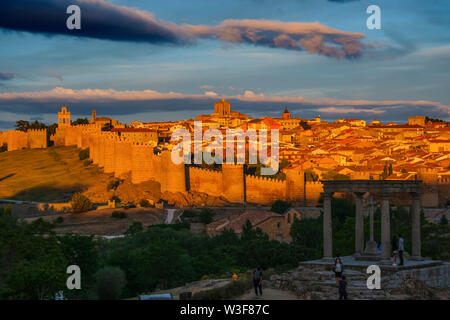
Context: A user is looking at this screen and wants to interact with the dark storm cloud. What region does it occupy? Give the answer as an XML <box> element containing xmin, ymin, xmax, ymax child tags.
<box><xmin>0</xmin><ymin>87</ymin><xmax>448</xmax><ymax>123</ymax></box>
<box><xmin>0</xmin><ymin>0</ymin><xmax>183</xmax><ymax>44</ymax></box>
<box><xmin>0</xmin><ymin>0</ymin><xmax>372</xmax><ymax>59</ymax></box>
<box><xmin>0</xmin><ymin>72</ymin><xmax>16</xmax><ymax>81</ymax></box>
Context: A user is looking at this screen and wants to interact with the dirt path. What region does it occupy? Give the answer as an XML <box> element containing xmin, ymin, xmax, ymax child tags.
<box><xmin>237</xmin><ymin>288</ymin><xmax>300</xmax><ymax>300</ymax></box>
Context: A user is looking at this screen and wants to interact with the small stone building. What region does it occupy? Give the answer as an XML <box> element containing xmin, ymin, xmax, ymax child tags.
<box><xmin>206</xmin><ymin>209</ymin><xmax>301</xmax><ymax>243</ymax></box>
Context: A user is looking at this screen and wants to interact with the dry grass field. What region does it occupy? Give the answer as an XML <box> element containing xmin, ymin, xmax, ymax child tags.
<box><xmin>24</xmin><ymin>207</ymin><xmax>166</xmax><ymax>235</ymax></box>
<box><xmin>0</xmin><ymin>146</ymin><xmax>112</xmax><ymax>202</ymax></box>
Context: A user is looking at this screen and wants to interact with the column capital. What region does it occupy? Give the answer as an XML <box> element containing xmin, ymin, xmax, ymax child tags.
<box><xmin>321</xmin><ymin>192</ymin><xmax>334</xmax><ymax>199</ymax></box>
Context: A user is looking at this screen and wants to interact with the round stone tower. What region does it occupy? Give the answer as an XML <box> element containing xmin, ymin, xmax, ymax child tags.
<box><xmin>285</xmin><ymin>167</ymin><xmax>305</xmax><ymax>204</ymax></box>
<box><xmin>160</xmin><ymin>149</ymin><xmax>186</xmax><ymax>193</ymax></box>
<box><xmin>222</xmin><ymin>164</ymin><xmax>245</xmax><ymax>203</ymax></box>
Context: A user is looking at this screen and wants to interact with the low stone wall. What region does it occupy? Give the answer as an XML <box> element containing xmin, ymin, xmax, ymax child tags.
<box><xmin>390</xmin><ymin>263</ymin><xmax>449</xmax><ymax>288</ymax></box>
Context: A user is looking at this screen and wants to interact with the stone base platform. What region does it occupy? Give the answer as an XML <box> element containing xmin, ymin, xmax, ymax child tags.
<box><xmin>301</xmin><ymin>255</ymin><xmax>444</xmax><ymax>273</ymax></box>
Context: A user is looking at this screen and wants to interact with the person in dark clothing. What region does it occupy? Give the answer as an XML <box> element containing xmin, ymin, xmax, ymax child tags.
<box><xmin>392</xmin><ymin>236</ymin><xmax>398</xmax><ymax>266</ymax></box>
<box><xmin>253</xmin><ymin>267</ymin><xmax>263</xmax><ymax>296</ymax></box>
<box><xmin>338</xmin><ymin>275</ymin><xmax>348</xmax><ymax>300</ymax></box>
<box><xmin>333</xmin><ymin>257</ymin><xmax>344</xmax><ymax>285</ymax></box>
<box><xmin>398</xmin><ymin>233</ymin><xmax>405</xmax><ymax>266</ymax></box>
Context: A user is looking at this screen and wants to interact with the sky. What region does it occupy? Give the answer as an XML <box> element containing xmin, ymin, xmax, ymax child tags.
<box><xmin>0</xmin><ymin>0</ymin><xmax>449</xmax><ymax>129</ymax></box>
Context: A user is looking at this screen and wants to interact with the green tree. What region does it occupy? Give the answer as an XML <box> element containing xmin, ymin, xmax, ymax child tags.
<box><xmin>125</xmin><ymin>221</ymin><xmax>143</xmax><ymax>235</ymax></box>
<box><xmin>46</xmin><ymin>123</ymin><xmax>58</xmax><ymax>136</ymax></box>
<box><xmin>440</xmin><ymin>215</ymin><xmax>448</xmax><ymax>225</ymax></box>
<box><xmin>59</xmin><ymin>234</ymin><xmax>99</xmax><ymax>290</ymax></box>
<box><xmin>95</xmin><ymin>266</ymin><xmax>127</xmax><ymax>300</ymax></box>
<box><xmin>305</xmin><ymin>169</ymin><xmax>319</xmax><ymax>182</ymax></box>
<box><xmin>78</xmin><ymin>148</ymin><xmax>90</xmax><ymax>160</ymax></box>
<box><xmin>71</xmin><ymin>193</ymin><xmax>92</xmax><ymax>213</ymax></box>
<box><xmin>139</xmin><ymin>199</ymin><xmax>152</xmax><ymax>207</ymax></box>
<box><xmin>300</xmin><ymin>120</ymin><xmax>311</xmax><ymax>130</ymax></box>
<box><xmin>1</xmin><ymin>216</ymin><xmax>67</xmax><ymax>300</ymax></box>
<box><xmin>271</xmin><ymin>200</ymin><xmax>291</xmax><ymax>214</ymax></box>
<box><xmin>28</xmin><ymin>120</ymin><xmax>47</xmax><ymax>130</ymax></box>
<box><xmin>290</xmin><ymin>216</ymin><xmax>322</xmax><ymax>254</ymax></box>
<box><xmin>15</xmin><ymin>120</ymin><xmax>30</xmax><ymax>132</ymax></box>
<box><xmin>199</xmin><ymin>208</ymin><xmax>215</xmax><ymax>224</ymax></box>
<box><xmin>72</xmin><ymin>118</ymin><xmax>89</xmax><ymax>125</ymax></box>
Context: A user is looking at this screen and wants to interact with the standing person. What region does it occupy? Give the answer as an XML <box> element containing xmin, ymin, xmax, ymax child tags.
<box><xmin>377</xmin><ymin>241</ymin><xmax>382</xmax><ymax>253</ymax></box>
<box><xmin>253</xmin><ymin>267</ymin><xmax>263</xmax><ymax>296</ymax></box>
<box><xmin>338</xmin><ymin>275</ymin><xmax>348</xmax><ymax>300</ymax></box>
<box><xmin>392</xmin><ymin>236</ymin><xmax>398</xmax><ymax>266</ymax></box>
<box><xmin>333</xmin><ymin>257</ymin><xmax>344</xmax><ymax>285</ymax></box>
<box><xmin>398</xmin><ymin>233</ymin><xmax>404</xmax><ymax>266</ymax></box>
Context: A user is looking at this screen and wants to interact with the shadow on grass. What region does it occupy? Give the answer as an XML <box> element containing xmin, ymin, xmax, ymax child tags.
<box><xmin>10</xmin><ymin>185</ymin><xmax>86</xmax><ymax>202</ymax></box>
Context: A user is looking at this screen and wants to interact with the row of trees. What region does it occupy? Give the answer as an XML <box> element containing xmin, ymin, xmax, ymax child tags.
<box><xmin>14</xmin><ymin>118</ymin><xmax>90</xmax><ymax>135</ymax></box>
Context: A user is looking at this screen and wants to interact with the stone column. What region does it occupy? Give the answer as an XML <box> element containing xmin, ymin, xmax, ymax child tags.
<box><xmin>364</xmin><ymin>195</ymin><xmax>379</xmax><ymax>256</ymax></box>
<box><xmin>380</xmin><ymin>193</ymin><xmax>391</xmax><ymax>262</ymax></box>
<box><xmin>322</xmin><ymin>192</ymin><xmax>333</xmax><ymax>260</ymax></box>
<box><xmin>354</xmin><ymin>192</ymin><xmax>365</xmax><ymax>256</ymax></box>
<box><xmin>411</xmin><ymin>192</ymin><xmax>422</xmax><ymax>260</ymax></box>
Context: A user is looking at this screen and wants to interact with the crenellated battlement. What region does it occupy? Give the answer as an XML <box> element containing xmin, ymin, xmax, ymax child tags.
<box><xmin>0</xmin><ymin>129</ymin><xmax>47</xmax><ymax>151</ymax></box>
<box><xmin>245</xmin><ymin>174</ymin><xmax>285</xmax><ymax>184</ymax></box>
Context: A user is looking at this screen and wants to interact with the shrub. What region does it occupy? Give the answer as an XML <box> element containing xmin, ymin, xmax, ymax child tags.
<box><xmin>5</xmin><ymin>204</ymin><xmax>12</xmax><ymax>216</ymax></box>
<box><xmin>271</xmin><ymin>200</ymin><xmax>291</xmax><ymax>214</ymax></box>
<box><xmin>78</xmin><ymin>149</ymin><xmax>90</xmax><ymax>161</ymax></box>
<box><xmin>182</xmin><ymin>210</ymin><xmax>197</xmax><ymax>219</ymax></box>
<box><xmin>53</xmin><ymin>216</ymin><xmax>64</xmax><ymax>224</ymax></box>
<box><xmin>107</xmin><ymin>178</ymin><xmax>120</xmax><ymax>191</ymax></box>
<box><xmin>111</xmin><ymin>211</ymin><xmax>127</xmax><ymax>219</ymax></box>
<box><xmin>0</xmin><ymin>205</ymin><xmax>10</xmax><ymax>216</ymax></box>
<box><xmin>147</xmin><ymin>222</ymin><xmax>190</xmax><ymax>231</ymax></box>
<box><xmin>95</xmin><ymin>266</ymin><xmax>127</xmax><ymax>300</ymax></box>
<box><xmin>139</xmin><ymin>199</ymin><xmax>152</xmax><ymax>207</ymax></box>
<box><xmin>199</xmin><ymin>208</ymin><xmax>215</xmax><ymax>224</ymax></box>
<box><xmin>70</xmin><ymin>193</ymin><xmax>92</xmax><ymax>213</ymax></box>
<box><xmin>125</xmin><ymin>221</ymin><xmax>143</xmax><ymax>235</ymax></box>
<box><xmin>440</xmin><ymin>215</ymin><xmax>448</xmax><ymax>225</ymax></box>
<box><xmin>83</xmin><ymin>159</ymin><xmax>93</xmax><ymax>166</ymax></box>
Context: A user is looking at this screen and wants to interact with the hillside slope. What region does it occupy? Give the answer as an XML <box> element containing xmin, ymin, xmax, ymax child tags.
<box><xmin>0</xmin><ymin>146</ymin><xmax>112</xmax><ymax>202</ymax></box>
<box><xmin>0</xmin><ymin>146</ymin><xmax>229</xmax><ymax>206</ymax></box>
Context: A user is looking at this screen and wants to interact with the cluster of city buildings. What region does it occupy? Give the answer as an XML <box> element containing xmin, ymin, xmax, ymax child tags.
<box><xmin>0</xmin><ymin>100</ymin><xmax>449</xmax><ymax>207</ymax></box>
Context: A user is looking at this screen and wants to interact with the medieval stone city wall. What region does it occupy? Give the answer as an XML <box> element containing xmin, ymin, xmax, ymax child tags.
<box><xmin>189</xmin><ymin>167</ymin><xmax>223</xmax><ymax>195</ymax></box>
<box><xmin>245</xmin><ymin>175</ymin><xmax>286</xmax><ymax>204</ymax></box>
<box><xmin>7</xmin><ymin>124</ymin><xmax>446</xmax><ymax>207</ymax></box>
<box><xmin>305</xmin><ymin>181</ymin><xmax>324</xmax><ymax>206</ymax></box>
<box><xmin>0</xmin><ymin>129</ymin><xmax>47</xmax><ymax>151</ymax></box>
<box><xmin>80</xmin><ymin>128</ymin><xmax>315</xmax><ymax>204</ymax></box>
<box><xmin>0</xmin><ymin>125</ymin><xmax>325</xmax><ymax>205</ymax></box>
